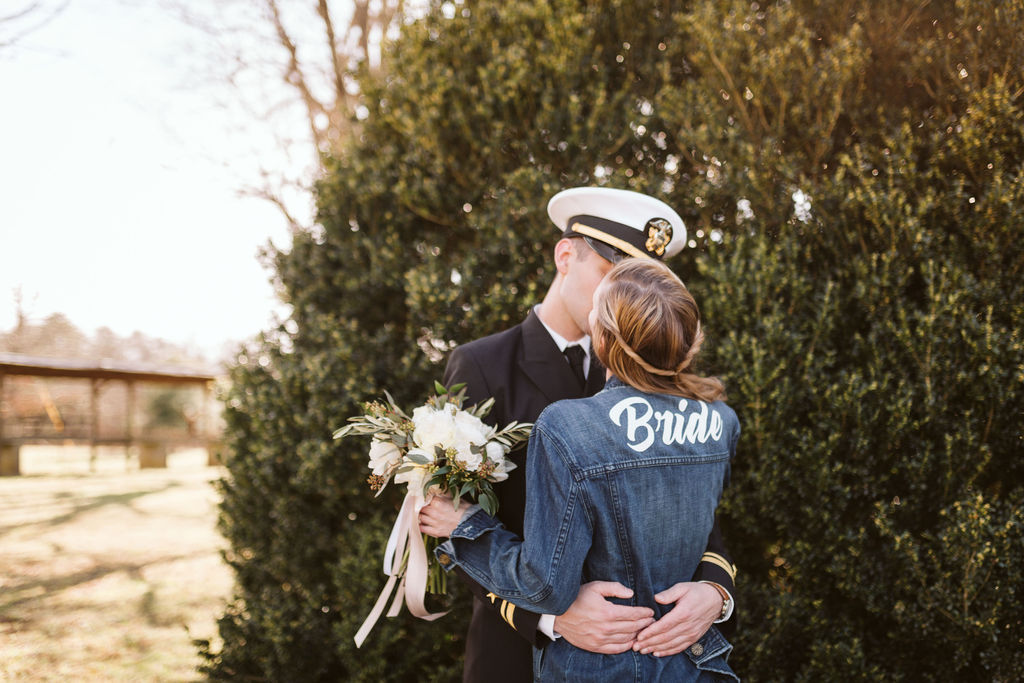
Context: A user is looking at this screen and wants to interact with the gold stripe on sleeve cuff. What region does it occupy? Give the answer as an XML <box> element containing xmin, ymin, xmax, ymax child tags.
<box><xmin>701</xmin><ymin>552</ymin><xmax>738</xmax><ymax>581</ymax></box>
<box><xmin>501</xmin><ymin>601</ymin><xmax>517</xmax><ymax>630</ymax></box>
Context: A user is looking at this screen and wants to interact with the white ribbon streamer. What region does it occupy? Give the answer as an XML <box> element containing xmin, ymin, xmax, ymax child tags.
<box><xmin>353</xmin><ymin>490</ymin><xmax>448</xmax><ymax>647</ymax></box>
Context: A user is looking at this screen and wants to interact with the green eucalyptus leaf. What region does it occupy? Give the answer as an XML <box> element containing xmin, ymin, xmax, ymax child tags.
<box><xmin>480</xmin><ymin>490</ymin><xmax>498</xmax><ymax>517</ymax></box>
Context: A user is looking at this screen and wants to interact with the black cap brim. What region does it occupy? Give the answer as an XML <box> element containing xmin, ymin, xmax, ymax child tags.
<box><xmin>581</xmin><ymin>235</ymin><xmax>629</xmax><ymax>263</ymax></box>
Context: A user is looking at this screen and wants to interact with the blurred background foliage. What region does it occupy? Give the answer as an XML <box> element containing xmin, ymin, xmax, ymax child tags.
<box><xmin>0</xmin><ymin>308</ymin><xmax>211</xmax><ymax>368</ymax></box>
<box><xmin>203</xmin><ymin>0</ymin><xmax>1023</xmax><ymax>680</ymax></box>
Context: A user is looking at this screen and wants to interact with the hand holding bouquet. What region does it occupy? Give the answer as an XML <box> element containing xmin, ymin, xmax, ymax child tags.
<box><xmin>334</xmin><ymin>382</ymin><xmax>531</xmax><ymax>646</ymax></box>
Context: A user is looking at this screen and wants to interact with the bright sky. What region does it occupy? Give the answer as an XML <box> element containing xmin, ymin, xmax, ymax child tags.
<box><xmin>0</xmin><ymin>0</ymin><xmax>305</xmax><ymax>360</ymax></box>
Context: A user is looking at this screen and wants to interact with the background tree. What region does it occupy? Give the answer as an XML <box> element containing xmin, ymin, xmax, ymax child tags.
<box><xmin>0</xmin><ymin>306</ymin><xmax>211</xmax><ymax>368</ymax></box>
<box><xmin>169</xmin><ymin>0</ymin><xmax>408</xmax><ymax>231</ymax></box>
<box><xmin>672</xmin><ymin>1</ymin><xmax>1024</xmax><ymax>678</ymax></box>
<box><xmin>207</xmin><ymin>0</ymin><xmax>1023</xmax><ymax>680</ymax></box>
<box><xmin>0</xmin><ymin>0</ymin><xmax>68</xmax><ymax>53</ymax></box>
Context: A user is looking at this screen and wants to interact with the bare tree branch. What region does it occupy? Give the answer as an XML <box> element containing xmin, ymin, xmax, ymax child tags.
<box><xmin>318</xmin><ymin>0</ymin><xmax>348</xmax><ymax>103</ymax></box>
<box><xmin>165</xmin><ymin>1</ymin><xmax>407</xmax><ymax>230</ymax></box>
<box><xmin>0</xmin><ymin>1</ymin><xmax>44</xmax><ymax>24</ymax></box>
<box><xmin>0</xmin><ymin>0</ymin><xmax>69</xmax><ymax>49</ymax></box>
<box><xmin>264</xmin><ymin>0</ymin><xmax>326</xmax><ymax>150</ymax></box>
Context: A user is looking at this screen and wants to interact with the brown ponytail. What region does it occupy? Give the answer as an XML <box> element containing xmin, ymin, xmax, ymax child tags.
<box><xmin>592</xmin><ymin>259</ymin><xmax>726</xmax><ymax>402</ymax></box>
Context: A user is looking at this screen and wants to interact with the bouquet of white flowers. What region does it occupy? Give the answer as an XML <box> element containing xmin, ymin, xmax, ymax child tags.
<box><xmin>334</xmin><ymin>382</ymin><xmax>531</xmax><ymax>647</ymax></box>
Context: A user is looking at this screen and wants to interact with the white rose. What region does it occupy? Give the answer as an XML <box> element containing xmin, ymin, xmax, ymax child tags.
<box><xmin>485</xmin><ymin>440</ymin><xmax>507</xmax><ymax>463</ymax></box>
<box><xmin>486</xmin><ymin>441</ymin><xmax>516</xmax><ymax>482</ymax></box>
<box><xmin>453</xmin><ymin>411</ymin><xmax>494</xmax><ymax>445</ymax></box>
<box><xmin>368</xmin><ymin>439</ymin><xmax>401</xmax><ymax>476</ymax></box>
<box><xmin>412</xmin><ymin>405</ymin><xmax>457</xmax><ymax>450</ymax></box>
<box><xmin>450</xmin><ymin>411</ymin><xmax>495</xmax><ymax>472</ymax></box>
<box><xmin>454</xmin><ymin>445</ymin><xmax>484</xmax><ymax>472</ymax></box>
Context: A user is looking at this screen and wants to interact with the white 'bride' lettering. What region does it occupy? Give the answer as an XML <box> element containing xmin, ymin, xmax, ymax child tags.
<box><xmin>608</xmin><ymin>397</ymin><xmax>723</xmax><ymax>453</ymax></box>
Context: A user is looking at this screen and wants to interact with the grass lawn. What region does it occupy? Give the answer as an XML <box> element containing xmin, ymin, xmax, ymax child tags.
<box><xmin>0</xmin><ymin>447</ymin><xmax>233</xmax><ymax>681</ymax></box>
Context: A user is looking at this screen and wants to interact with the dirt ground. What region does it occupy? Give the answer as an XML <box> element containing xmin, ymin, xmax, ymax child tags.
<box><xmin>0</xmin><ymin>447</ymin><xmax>234</xmax><ymax>681</ymax></box>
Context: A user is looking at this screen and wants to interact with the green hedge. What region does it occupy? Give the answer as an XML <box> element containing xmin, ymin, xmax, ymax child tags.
<box><xmin>200</xmin><ymin>0</ymin><xmax>1024</xmax><ymax>680</ymax></box>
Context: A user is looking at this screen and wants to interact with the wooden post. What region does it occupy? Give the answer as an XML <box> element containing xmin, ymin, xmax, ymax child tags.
<box><xmin>0</xmin><ymin>373</ymin><xmax>18</xmax><ymax>476</ymax></box>
<box><xmin>0</xmin><ymin>443</ymin><xmax>18</xmax><ymax>476</ymax></box>
<box><xmin>89</xmin><ymin>378</ymin><xmax>101</xmax><ymax>471</ymax></box>
<box><xmin>126</xmin><ymin>380</ymin><xmax>136</xmax><ymax>466</ymax></box>
<box><xmin>202</xmin><ymin>380</ymin><xmax>220</xmax><ymax>466</ymax></box>
<box><xmin>200</xmin><ymin>381</ymin><xmax>209</xmax><ymax>438</ymax></box>
<box><xmin>139</xmin><ymin>442</ymin><xmax>168</xmax><ymax>468</ymax></box>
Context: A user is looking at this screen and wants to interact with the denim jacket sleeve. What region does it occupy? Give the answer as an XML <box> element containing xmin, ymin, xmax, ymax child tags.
<box><xmin>436</xmin><ymin>422</ymin><xmax>592</xmax><ymax>616</ymax></box>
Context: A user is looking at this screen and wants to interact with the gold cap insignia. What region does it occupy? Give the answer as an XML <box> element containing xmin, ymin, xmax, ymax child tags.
<box><xmin>645</xmin><ymin>218</ymin><xmax>673</xmax><ymax>256</ymax></box>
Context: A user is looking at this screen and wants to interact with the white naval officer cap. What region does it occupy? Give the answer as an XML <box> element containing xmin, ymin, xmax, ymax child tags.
<box><xmin>547</xmin><ymin>187</ymin><xmax>687</xmax><ymax>262</ymax></box>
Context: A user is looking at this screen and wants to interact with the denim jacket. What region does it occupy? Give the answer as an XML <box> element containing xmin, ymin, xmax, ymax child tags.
<box><xmin>437</xmin><ymin>377</ymin><xmax>740</xmax><ymax>682</ymax></box>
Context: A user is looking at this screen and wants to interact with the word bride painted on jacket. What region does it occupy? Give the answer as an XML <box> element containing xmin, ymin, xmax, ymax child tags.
<box><xmin>608</xmin><ymin>397</ymin><xmax>724</xmax><ymax>452</ymax></box>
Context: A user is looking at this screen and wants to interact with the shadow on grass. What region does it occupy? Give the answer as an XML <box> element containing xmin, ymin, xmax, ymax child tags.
<box><xmin>0</xmin><ymin>481</ymin><xmax>183</xmax><ymax>536</ymax></box>
<box><xmin>0</xmin><ymin>547</ymin><xmax>216</xmax><ymax>616</ymax></box>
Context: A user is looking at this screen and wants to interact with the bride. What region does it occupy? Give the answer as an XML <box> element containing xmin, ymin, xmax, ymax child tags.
<box><xmin>420</xmin><ymin>257</ymin><xmax>740</xmax><ymax>682</ymax></box>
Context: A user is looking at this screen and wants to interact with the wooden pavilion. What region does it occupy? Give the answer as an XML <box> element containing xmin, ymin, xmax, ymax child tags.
<box><xmin>0</xmin><ymin>352</ymin><xmax>222</xmax><ymax>475</ymax></box>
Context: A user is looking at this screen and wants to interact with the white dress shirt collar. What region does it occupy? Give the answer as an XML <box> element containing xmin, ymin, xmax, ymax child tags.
<box><xmin>534</xmin><ymin>305</ymin><xmax>591</xmax><ymax>376</ymax></box>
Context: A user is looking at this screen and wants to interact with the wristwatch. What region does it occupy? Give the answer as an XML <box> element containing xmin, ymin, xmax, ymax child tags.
<box><xmin>705</xmin><ymin>581</ymin><xmax>731</xmax><ymax>620</ymax></box>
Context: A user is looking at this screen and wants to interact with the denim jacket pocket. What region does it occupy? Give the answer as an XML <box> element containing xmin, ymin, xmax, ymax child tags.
<box><xmin>684</xmin><ymin>626</ymin><xmax>740</xmax><ymax>681</ymax></box>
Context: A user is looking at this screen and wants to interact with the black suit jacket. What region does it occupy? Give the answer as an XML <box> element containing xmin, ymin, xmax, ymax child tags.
<box><xmin>443</xmin><ymin>309</ymin><xmax>737</xmax><ymax>683</ymax></box>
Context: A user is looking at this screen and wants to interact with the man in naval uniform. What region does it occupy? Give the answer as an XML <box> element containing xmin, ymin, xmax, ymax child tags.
<box><xmin>440</xmin><ymin>187</ymin><xmax>738</xmax><ymax>682</ymax></box>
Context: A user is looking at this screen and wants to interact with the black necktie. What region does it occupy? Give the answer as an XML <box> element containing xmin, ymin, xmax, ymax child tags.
<box><xmin>563</xmin><ymin>345</ymin><xmax>586</xmax><ymax>389</ymax></box>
